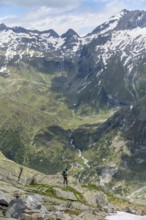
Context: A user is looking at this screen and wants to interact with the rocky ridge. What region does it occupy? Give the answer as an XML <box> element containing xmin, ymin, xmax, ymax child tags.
<box><xmin>0</xmin><ymin>152</ymin><xmax>145</xmax><ymax>220</ymax></box>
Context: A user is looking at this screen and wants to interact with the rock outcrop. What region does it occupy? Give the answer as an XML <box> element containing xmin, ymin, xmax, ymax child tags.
<box><xmin>0</xmin><ymin>151</ymin><xmax>144</xmax><ymax>219</ymax></box>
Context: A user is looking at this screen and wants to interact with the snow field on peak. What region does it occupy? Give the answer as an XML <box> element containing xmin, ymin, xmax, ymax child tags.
<box><xmin>95</xmin><ymin>27</ymin><xmax>146</xmax><ymax>67</ymax></box>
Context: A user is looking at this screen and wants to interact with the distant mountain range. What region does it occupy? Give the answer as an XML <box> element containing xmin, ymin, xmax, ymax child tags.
<box><xmin>1</xmin><ymin>9</ymin><xmax>146</xmax><ymax>110</ymax></box>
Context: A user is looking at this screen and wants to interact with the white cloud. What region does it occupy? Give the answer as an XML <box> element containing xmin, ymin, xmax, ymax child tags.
<box><xmin>0</xmin><ymin>0</ymin><xmax>145</xmax><ymax>36</ymax></box>
<box><xmin>0</xmin><ymin>0</ymin><xmax>83</xmax><ymax>9</ymax></box>
<box><xmin>103</xmin><ymin>0</ymin><xmax>127</xmax><ymax>15</ymax></box>
<box><xmin>0</xmin><ymin>0</ymin><xmax>127</xmax><ymax>36</ymax></box>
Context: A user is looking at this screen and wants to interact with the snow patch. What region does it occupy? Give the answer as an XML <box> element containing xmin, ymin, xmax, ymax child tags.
<box><xmin>106</xmin><ymin>211</ymin><xmax>146</xmax><ymax>220</ymax></box>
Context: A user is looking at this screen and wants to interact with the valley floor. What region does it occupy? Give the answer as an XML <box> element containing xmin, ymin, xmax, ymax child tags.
<box><xmin>106</xmin><ymin>212</ymin><xmax>146</xmax><ymax>220</ymax></box>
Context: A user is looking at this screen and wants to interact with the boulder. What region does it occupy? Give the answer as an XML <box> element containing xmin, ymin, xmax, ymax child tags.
<box><xmin>84</xmin><ymin>191</ymin><xmax>108</xmax><ymax>207</ymax></box>
<box><xmin>0</xmin><ymin>192</ymin><xmax>12</xmax><ymax>206</ymax></box>
<box><xmin>53</xmin><ymin>188</ymin><xmax>77</xmax><ymax>201</ymax></box>
<box><xmin>6</xmin><ymin>194</ymin><xmax>48</xmax><ymax>219</ymax></box>
<box><xmin>6</xmin><ymin>197</ymin><xmax>26</xmax><ymax>219</ymax></box>
<box><xmin>24</xmin><ymin>194</ymin><xmax>45</xmax><ymax>210</ymax></box>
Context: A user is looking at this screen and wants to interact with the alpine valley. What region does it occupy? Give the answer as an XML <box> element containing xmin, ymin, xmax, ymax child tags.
<box><xmin>0</xmin><ymin>9</ymin><xmax>146</xmax><ymax>206</ymax></box>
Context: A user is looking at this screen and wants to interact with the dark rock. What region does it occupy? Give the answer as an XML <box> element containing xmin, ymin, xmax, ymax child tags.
<box><xmin>6</xmin><ymin>197</ymin><xmax>26</xmax><ymax>219</ymax></box>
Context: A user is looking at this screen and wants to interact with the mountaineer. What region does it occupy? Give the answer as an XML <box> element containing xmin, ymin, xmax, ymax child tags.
<box><xmin>62</xmin><ymin>168</ymin><xmax>68</xmax><ymax>185</ymax></box>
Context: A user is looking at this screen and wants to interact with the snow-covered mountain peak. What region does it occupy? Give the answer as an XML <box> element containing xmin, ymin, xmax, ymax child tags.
<box><xmin>41</xmin><ymin>29</ymin><xmax>59</xmax><ymax>38</ymax></box>
<box><xmin>116</xmin><ymin>10</ymin><xmax>146</xmax><ymax>30</ymax></box>
<box><xmin>0</xmin><ymin>23</ymin><xmax>7</xmax><ymax>31</ymax></box>
<box><xmin>109</xmin><ymin>9</ymin><xmax>129</xmax><ymax>22</ymax></box>
<box><xmin>89</xmin><ymin>10</ymin><xmax>128</xmax><ymax>36</ymax></box>
<box><xmin>12</xmin><ymin>26</ymin><xmax>29</xmax><ymax>33</ymax></box>
<box><xmin>89</xmin><ymin>9</ymin><xmax>146</xmax><ymax>38</ymax></box>
<box><xmin>61</xmin><ymin>29</ymin><xmax>79</xmax><ymax>39</ymax></box>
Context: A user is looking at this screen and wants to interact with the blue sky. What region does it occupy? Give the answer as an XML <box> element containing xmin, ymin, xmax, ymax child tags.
<box><xmin>0</xmin><ymin>0</ymin><xmax>146</xmax><ymax>36</ymax></box>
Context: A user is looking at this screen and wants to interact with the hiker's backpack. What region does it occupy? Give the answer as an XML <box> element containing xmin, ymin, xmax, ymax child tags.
<box><xmin>62</xmin><ymin>169</ymin><xmax>67</xmax><ymax>176</ymax></box>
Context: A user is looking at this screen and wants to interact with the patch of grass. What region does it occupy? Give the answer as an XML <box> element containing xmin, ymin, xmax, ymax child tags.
<box><xmin>106</xmin><ymin>191</ymin><xmax>146</xmax><ymax>212</ymax></box>
<box><xmin>29</xmin><ymin>184</ymin><xmax>85</xmax><ymax>203</ymax></box>
<box><xmin>81</xmin><ymin>184</ymin><xmax>132</xmax><ymax>208</ymax></box>
<box><xmin>106</xmin><ymin>192</ymin><xmax>128</xmax><ymax>205</ymax></box>
<box><xmin>28</xmin><ymin>184</ymin><xmax>54</xmax><ymax>197</ymax></box>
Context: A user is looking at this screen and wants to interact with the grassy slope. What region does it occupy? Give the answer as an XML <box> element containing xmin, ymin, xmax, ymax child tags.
<box><xmin>0</xmin><ymin>60</ymin><xmax>145</xmax><ymax>201</ymax></box>
<box><xmin>0</xmin><ymin>61</ymin><xmax>115</xmax><ymax>175</ymax></box>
